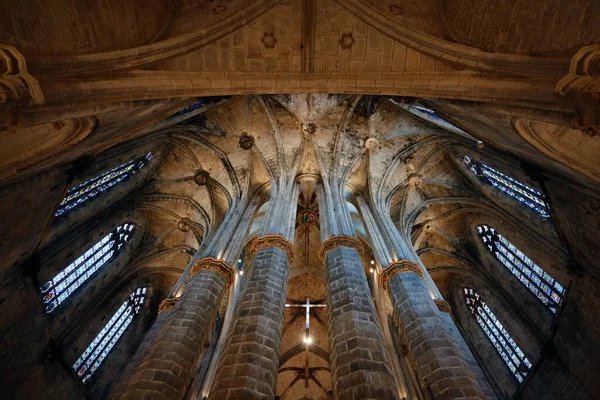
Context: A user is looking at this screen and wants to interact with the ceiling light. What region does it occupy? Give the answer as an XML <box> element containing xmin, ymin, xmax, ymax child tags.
<box><xmin>303</xmin><ymin>336</ymin><xmax>312</xmax><ymax>345</ymax></box>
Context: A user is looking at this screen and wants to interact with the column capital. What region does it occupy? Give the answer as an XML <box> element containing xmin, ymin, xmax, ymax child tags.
<box><xmin>318</xmin><ymin>235</ymin><xmax>362</xmax><ymax>261</ymax></box>
<box><xmin>556</xmin><ymin>44</ymin><xmax>600</xmax><ymax>136</ymax></box>
<box><xmin>433</xmin><ymin>299</ymin><xmax>453</xmax><ymax>315</ymax></box>
<box><xmin>191</xmin><ymin>257</ymin><xmax>234</xmax><ymax>288</ymax></box>
<box><xmin>158</xmin><ymin>297</ymin><xmax>179</xmax><ymax>314</ymax></box>
<box><xmin>249</xmin><ymin>234</ymin><xmax>295</xmax><ymax>261</ymax></box>
<box><xmin>381</xmin><ymin>260</ymin><xmax>424</xmax><ymax>289</ymax></box>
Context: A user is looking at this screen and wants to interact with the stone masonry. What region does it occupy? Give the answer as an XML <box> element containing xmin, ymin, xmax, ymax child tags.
<box><xmin>119</xmin><ymin>269</ymin><xmax>227</xmax><ymax>400</ymax></box>
<box><xmin>387</xmin><ymin>271</ymin><xmax>485</xmax><ymax>399</ymax></box>
<box><xmin>209</xmin><ymin>246</ymin><xmax>290</xmax><ymax>399</ymax></box>
<box><xmin>439</xmin><ymin>311</ymin><xmax>497</xmax><ymax>399</ymax></box>
<box><xmin>324</xmin><ymin>246</ymin><xmax>400</xmax><ymax>400</ymax></box>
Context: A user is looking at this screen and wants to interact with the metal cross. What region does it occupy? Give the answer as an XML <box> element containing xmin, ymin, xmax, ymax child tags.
<box><xmin>285</xmin><ymin>297</ymin><xmax>326</xmax><ymax>388</ymax></box>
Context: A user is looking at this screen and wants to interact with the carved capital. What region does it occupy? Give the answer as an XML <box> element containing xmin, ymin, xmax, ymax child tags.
<box><xmin>433</xmin><ymin>299</ymin><xmax>452</xmax><ymax>315</ymax></box>
<box><xmin>249</xmin><ymin>234</ymin><xmax>295</xmax><ymax>261</ymax></box>
<box><xmin>0</xmin><ymin>44</ymin><xmax>44</xmax><ymax>105</ymax></box>
<box><xmin>190</xmin><ymin>257</ymin><xmax>234</xmax><ymax>288</ymax></box>
<box><xmin>158</xmin><ymin>297</ymin><xmax>178</xmax><ymax>314</ymax></box>
<box><xmin>318</xmin><ymin>235</ymin><xmax>362</xmax><ymax>261</ymax></box>
<box><xmin>556</xmin><ymin>45</ymin><xmax>600</xmax><ymax>137</ymax></box>
<box><xmin>381</xmin><ymin>260</ymin><xmax>424</xmax><ymax>289</ymax></box>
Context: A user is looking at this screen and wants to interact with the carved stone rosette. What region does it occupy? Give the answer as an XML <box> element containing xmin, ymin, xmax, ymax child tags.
<box><xmin>194</xmin><ymin>170</ymin><xmax>210</xmax><ymax>186</ymax></box>
<box><xmin>239</xmin><ymin>133</ymin><xmax>255</xmax><ymax>149</ymax></box>
<box><xmin>249</xmin><ymin>234</ymin><xmax>295</xmax><ymax>261</ymax></box>
<box><xmin>318</xmin><ymin>235</ymin><xmax>363</xmax><ymax>261</ymax></box>
<box><xmin>190</xmin><ymin>257</ymin><xmax>234</xmax><ymax>288</ymax></box>
<box><xmin>158</xmin><ymin>297</ymin><xmax>179</xmax><ymax>314</ymax></box>
<box><xmin>433</xmin><ymin>299</ymin><xmax>452</xmax><ymax>315</ymax></box>
<box><xmin>381</xmin><ymin>260</ymin><xmax>424</xmax><ymax>289</ymax></box>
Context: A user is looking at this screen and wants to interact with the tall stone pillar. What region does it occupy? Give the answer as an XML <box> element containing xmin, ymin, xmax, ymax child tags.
<box><xmin>436</xmin><ymin>303</ymin><xmax>497</xmax><ymax>399</ymax></box>
<box><xmin>209</xmin><ymin>181</ymin><xmax>297</xmax><ymax>399</ymax></box>
<box><xmin>358</xmin><ymin>197</ymin><xmax>486</xmax><ymax>399</ymax></box>
<box><xmin>318</xmin><ymin>179</ymin><xmax>399</xmax><ymax>400</ymax></box>
<box><xmin>113</xmin><ymin>199</ymin><xmax>256</xmax><ymax>400</ymax></box>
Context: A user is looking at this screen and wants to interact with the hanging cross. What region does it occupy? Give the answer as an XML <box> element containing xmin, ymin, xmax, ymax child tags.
<box><xmin>285</xmin><ymin>297</ymin><xmax>327</xmax><ymax>332</ymax></box>
<box><xmin>285</xmin><ymin>297</ymin><xmax>326</xmax><ymax>388</ymax></box>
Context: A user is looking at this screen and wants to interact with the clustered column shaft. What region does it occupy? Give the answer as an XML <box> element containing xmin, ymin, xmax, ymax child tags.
<box><xmin>118</xmin><ymin>265</ymin><xmax>229</xmax><ymax>400</ymax></box>
<box><xmin>209</xmin><ymin>245</ymin><xmax>291</xmax><ymax>399</ymax></box>
<box><xmin>322</xmin><ymin>243</ymin><xmax>400</xmax><ymax>400</ymax></box>
<box><xmin>385</xmin><ymin>265</ymin><xmax>485</xmax><ymax>399</ymax></box>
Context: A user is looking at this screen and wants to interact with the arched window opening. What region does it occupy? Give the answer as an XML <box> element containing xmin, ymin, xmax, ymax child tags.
<box><xmin>55</xmin><ymin>152</ymin><xmax>154</xmax><ymax>217</ymax></box>
<box><xmin>462</xmin><ymin>155</ymin><xmax>550</xmax><ymax>218</ymax></box>
<box><xmin>73</xmin><ymin>287</ymin><xmax>147</xmax><ymax>384</ymax></box>
<box><xmin>477</xmin><ymin>224</ymin><xmax>564</xmax><ymax>313</ymax></box>
<box><xmin>464</xmin><ymin>287</ymin><xmax>532</xmax><ymax>382</ymax></box>
<box><xmin>41</xmin><ymin>223</ymin><xmax>136</xmax><ymax>313</ymax></box>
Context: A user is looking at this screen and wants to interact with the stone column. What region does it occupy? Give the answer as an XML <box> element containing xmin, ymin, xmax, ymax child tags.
<box><xmin>118</xmin><ymin>259</ymin><xmax>232</xmax><ymax>400</ymax></box>
<box><xmin>113</xmin><ymin>198</ymin><xmax>256</xmax><ymax>400</ymax></box>
<box><xmin>109</xmin><ymin>301</ymin><xmax>176</xmax><ymax>399</ymax></box>
<box><xmin>209</xmin><ymin>181</ymin><xmax>297</xmax><ymax>399</ymax></box>
<box><xmin>436</xmin><ymin>302</ymin><xmax>497</xmax><ymax>399</ymax></box>
<box><xmin>359</xmin><ymin>196</ymin><xmax>486</xmax><ymax>399</ymax></box>
<box><xmin>318</xmin><ymin>180</ymin><xmax>400</xmax><ymax>400</ymax></box>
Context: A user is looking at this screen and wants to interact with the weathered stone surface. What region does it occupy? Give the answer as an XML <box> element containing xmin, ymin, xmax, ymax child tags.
<box><xmin>387</xmin><ymin>272</ymin><xmax>485</xmax><ymax>399</ymax></box>
<box><xmin>119</xmin><ymin>270</ymin><xmax>226</xmax><ymax>400</ymax></box>
<box><xmin>324</xmin><ymin>246</ymin><xmax>399</xmax><ymax>400</ymax></box>
<box><xmin>210</xmin><ymin>246</ymin><xmax>290</xmax><ymax>399</ymax></box>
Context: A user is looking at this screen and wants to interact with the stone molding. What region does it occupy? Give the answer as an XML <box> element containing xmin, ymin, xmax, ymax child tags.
<box><xmin>318</xmin><ymin>235</ymin><xmax>362</xmax><ymax>261</ymax></box>
<box><xmin>556</xmin><ymin>45</ymin><xmax>600</xmax><ymax>136</ymax></box>
<box><xmin>190</xmin><ymin>257</ymin><xmax>234</xmax><ymax>288</ymax></box>
<box><xmin>0</xmin><ymin>44</ymin><xmax>44</xmax><ymax>105</ymax></box>
<box><xmin>158</xmin><ymin>297</ymin><xmax>179</xmax><ymax>314</ymax></box>
<box><xmin>381</xmin><ymin>260</ymin><xmax>424</xmax><ymax>289</ymax></box>
<box><xmin>434</xmin><ymin>299</ymin><xmax>452</xmax><ymax>315</ymax></box>
<box><xmin>249</xmin><ymin>234</ymin><xmax>295</xmax><ymax>261</ymax></box>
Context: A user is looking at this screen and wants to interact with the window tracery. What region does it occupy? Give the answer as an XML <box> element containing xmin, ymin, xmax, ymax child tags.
<box><xmin>477</xmin><ymin>224</ymin><xmax>564</xmax><ymax>313</ymax></box>
<box><xmin>73</xmin><ymin>287</ymin><xmax>147</xmax><ymax>384</ymax></box>
<box><xmin>55</xmin><ymin>152</ymin><xmax>154</xmax><ymax>217</ymax></box>
<box><xmin>462</xmin><ymin>155</ymin><xmax>550</xmax><ymax>218</ymax></box>
<box><xmin>41</xmin><ymin>223</ymin><xmax>136</xmax><ymax>313</ymax></box>
<box><xmin>463</xmin><ymin>287</ymin><xmax>531</xmax><ymax>382</ymax></box>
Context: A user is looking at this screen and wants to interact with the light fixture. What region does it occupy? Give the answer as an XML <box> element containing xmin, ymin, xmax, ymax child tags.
<box><xmin>303</xmin><ymin>336</ymin><xmax>312</xmax><ymax>345</ymax></box>
<box><xmin>369</xmin><ymin>268</ymin><xmax>374</xmax><ymax>273</ymax></box>
<box><xmin>238</xmin><ymin>258</ymin><xmax>242</xmax><ymax>263</ymax></box>
<box><xmin>370</xmin><ymin>259</ymin><xmax>375</xmax><ymax>265</ymax></box>
<box><xmin>239</xmin><ymin>270</ymin><xmax>244</xmax><ymax>276</ymax></box>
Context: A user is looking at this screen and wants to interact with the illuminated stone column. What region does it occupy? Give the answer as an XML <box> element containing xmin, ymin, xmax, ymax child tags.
<box><xmin>209</xmin><ymin>181</ymin><xmax>297</xmax><ymax>399</ymax></box>
<box><xmin>317</xmin><ymin>179</ymin><xmax>400</xmax><ymax>400</ymax></box>
<box><xmin>358</xmin><ymin>197</ymin><xmax>486</xmax><ymax>399</ymax></box>
<box><xmin>113</xmin><ymin>198</ymin><xmax>258</xmax><ymax>400</ymax></box>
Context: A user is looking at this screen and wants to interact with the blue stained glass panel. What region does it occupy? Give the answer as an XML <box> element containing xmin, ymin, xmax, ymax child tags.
<box><xmin>73</xmin><ymin>287</ymin><xmax>147</xmax><ymax>383</ymax></box>
<box><xmin>56</xmin><ymin>152</ymin><xmax>154</xmax><ymax>217</ymax></box>
<box><xmin>41</xmin><ymin>223</ymin><xmax>136</xmax><ymax>313</ymax></box>
<box><xmin>464</xmin><ymin>288</ymin><xmax>531</xmax><ymax>382</ymax></box>
<box><xmin>477</xmin><ymin>224</ymin><xmax>564</xmax><ymax>313</ymax></box>
<box><xmin>462</xmin><ymin>156</ymin><xmax>550</xmax><ymax>218</ymax></box>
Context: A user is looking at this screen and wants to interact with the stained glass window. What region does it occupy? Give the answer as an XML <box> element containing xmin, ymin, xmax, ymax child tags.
<box><xmin>477</xmin><ymin>224</ymin><xmax>564</xmax><ymax>313</ymax></box>
<box><xmin>55</xmin><ymin>152</ymin><xmax>154</xmax><ymax>217</ymax></box>
<box><xmin>73</xmin><ymin>287</ymin><xmax>147</xmax><ymax>384</ymax></box>
<box><xmin>464</xmin><ymin>287</ymin><xmax>532</xmax><ymax>382</ymax></box>
<box><xmin>41</xmin><ymin>223</ymin><xmax>136</xmax><ymax>313</ymax></box>
<box><xmin>462</xmin><ymin>155</ymin><xmax>550</xmax><ymax>218</ymax></box>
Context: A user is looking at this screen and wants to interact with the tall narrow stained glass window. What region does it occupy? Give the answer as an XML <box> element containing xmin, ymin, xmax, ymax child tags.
<box><xmin>462</xmin><ymin>155</ymin><xmax>550</xmax><ymax>218</ymax></box>
<box><xmin>477</xmin><ymin>224</ymin><xmax>565</xmax><ymax>313</ymax></box>
<box><xmin>41</xmin><ymin>223</ymin><xmax>136</xmax><ymax>313</ymax></box>
<box><xmin>464</xmin><ymin>288</ymin><xmax>532</xmax><ymax>382</ymax></box>
<box><xmin>73</xmin><ymin>287</ymin><xmax>147</xmax><ymax>383</ymax></box>
<box><xmin>55</xmin><ymin>152</ymin><xmax>154</xmax><ymax>217</ymax></box>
